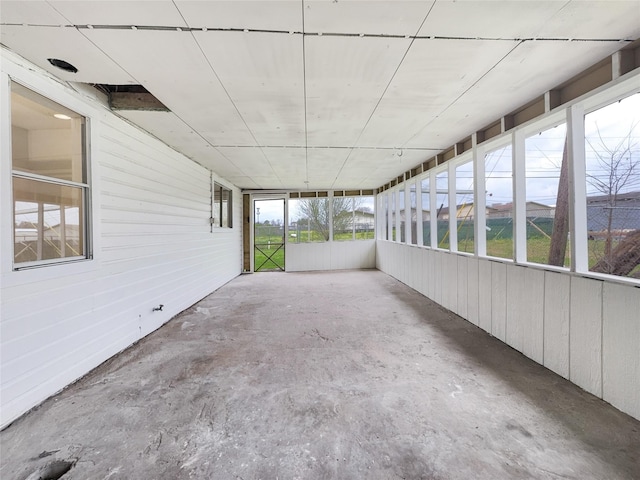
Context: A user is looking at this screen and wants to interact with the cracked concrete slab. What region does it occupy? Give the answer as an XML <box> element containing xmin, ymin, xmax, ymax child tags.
<box><xmin>1</xmin><ymin>270</ymin><xmax>639</xmax><ymax>479</ymax></box>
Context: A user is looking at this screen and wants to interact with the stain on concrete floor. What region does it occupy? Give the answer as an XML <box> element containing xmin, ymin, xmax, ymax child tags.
<box><xmin>1</xmin><ymin>270</ymin><xmax>639</xmax><ymax>479</ymax></box>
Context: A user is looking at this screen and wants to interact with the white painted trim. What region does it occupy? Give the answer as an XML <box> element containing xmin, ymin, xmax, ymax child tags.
<box><xmin>328</xmin><ymin>190</ymin><xmax>334</xmax><ymax>241</ymax></box>
<box><xmin>448</xmin><ymin>160</ymin><xmax>457</xmax><ymax>252</ymax></box>
<box><xmin>1</xmin><ymin>72</ymin><xmax>12</xmax><ymax>278</ymax></box>
<box><xmin>404</xmin><ymin>181</ymin><xmax>411</xmax><ymax>244</ymax></box>
<box><xmin>415</xmin><ymin>177</ymin><xmax>423</xmax><ymax>247</ymax></box>
<box><xmin>567</xmin><ymin>103</ymin><xmax>588</xmax><ymax>273</ymax></box>
<box><xmin>429</xmin><ymin>170</ymin><xmax>437</xmax><ymax>248</ymax></box>
<box><xmin>388</xmin><ymin>190</ymin><xmax>393</xmax><ymax>241</ymax></box>
<box><xmin>512</xmin><ymin>129</ymin><xmax>526</xmax><ymax>264</ymax></box>
<box><xmin>473</xmin><ymin>135</ymin><xmax>486</xmax><ymax>256</ymax></box>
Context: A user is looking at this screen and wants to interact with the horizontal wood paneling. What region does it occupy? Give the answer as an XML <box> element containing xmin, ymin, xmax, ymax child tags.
<box><xmin>1</xmin><ymin>59</ymin><xmax>241</xmax><ymax>427</ymax></box>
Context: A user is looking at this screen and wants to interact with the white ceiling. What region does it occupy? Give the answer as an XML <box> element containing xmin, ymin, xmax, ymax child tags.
<box><xmin>1</xmin><ymin>0</ymin><xmax>639</xmax><ymax>190</ymax></box>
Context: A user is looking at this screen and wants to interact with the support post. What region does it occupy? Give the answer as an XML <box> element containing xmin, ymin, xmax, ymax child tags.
<box><xmin>568</xmin><ymin>103</ymin><xmax>588</xmax><ymax>272</ymax></box>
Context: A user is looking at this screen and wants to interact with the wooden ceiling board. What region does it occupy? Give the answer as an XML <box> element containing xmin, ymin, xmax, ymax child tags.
<box><xmin>0</xmin><ymin>0</ymin><xmax>69</xmax><ymax>25</ymax></box>
<box><xmin>305</xmin><ymin>35</ymin><xmax>411</xmax><ymax>147</ymax></box>
<box><xmin>418</xmin><ymin>1</ymin><xmax>566</xmax><ymax>39</ymax></box>
<box><xmin>222</xmin><ymin>175</ymin><xmax>261</xmax><ymax>189</ymax></box>
<box><xmin>215</xmin><ymin>147</ymin><xmax>281</xmax><ymax>182</ymax></box>
<box><xmin>306</xmin><ymin>148</ymin><xmax>352</xmax><ymax>189</ymax></box>
<box><xmin>334</xmin><ymin>148</ymin><xmax>436</xmax><ymax>189</ymax></box>
<box><xmin>403</xmin><ymin>39</ymin><xmax>625</xmax><ymax>148</ymax></box>
<box><xmin>535</xmin><ymin>1</ymin><xmax>640</xmax><ymax>39</ymax></box>
<box><xmin>262</xmin><ymin>147</ymin><xmax>308</xmax><ymax>186</ymax></box>
<box><xmin>118</xmin><ymin>110</ymin><xmax>247</xmax><ymax>179</ymax></box>
<box><xmin>174</xmin><ymin>1</ymin><xmax>302</xmax><ymax>31</ymax></box>
<box><xmin>241</xmin><ymin>176</ymin><xmax>282</xmax><ymax>189</ymax></box>
<box><xmin>0</xmin><ymin>25</ymin><xmax>136</xmax><ymax>84</ymax></box>
<box><xmin>304</xmin><ymin>0</ymin><xmax>435</xmax><ymax>35</ymax></box>
<box><xmin>357</xmin><ymin>38</ymin><xmax>517</xmax><ymax>148</ymax></box>
<box><xmin>82</xmin><ymin>28</ymin><xmax>257</xmax><ymax>146</ymax></box>
<box><xmin>194</xmin><ymin>31</ymin><xmax>305</xmax><ymax>147</ymax></box>
<box><xmin>47</xmin><ymin>1</ymin><xmax>187</xmax><ymax>27</ymax></box>
<box><xmin>3</xmin><ymin>1</ymin><xmax>639</xmax><ymax>192</ymax></box>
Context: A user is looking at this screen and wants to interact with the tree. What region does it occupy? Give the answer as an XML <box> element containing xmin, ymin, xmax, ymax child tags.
<box><xmin>548</xmin><ymin>137</ymin><xmax>570</xmax><ymax>267</ymax></box>
<box><xmin>297</xmin><ymin>197</ymin><xmax>361</xmax><ymax>241</ymax></box>
<box><xmin>592</xmin><ymin>230</ymin><xmax>640</xmax><ymax>277</ymax></box>
<box><xmin>586</xmin><ymin>122</ymin><xmax>640</xmax><ymax>274</ymax></box>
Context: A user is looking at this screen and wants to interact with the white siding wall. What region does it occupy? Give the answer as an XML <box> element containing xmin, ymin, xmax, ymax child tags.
<box><xmin>376</xmin><ymin>240</ymin><xmax>640</xmax><ymax>421</ymax></box>
<box><xmin>286</xmin><ymin>240</ymin><xmax>375</xmax><ymax>272</ymax></box>
<box><xmin>0</xmin><ymin>54</ymin><xmax>242</xmax><ymax>428</ymax></box>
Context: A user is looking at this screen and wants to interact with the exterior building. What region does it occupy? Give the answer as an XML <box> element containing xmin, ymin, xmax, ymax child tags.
<box><xmin>587</xmin><ymin>191</ymin><xmax>640</xmax><ymax>236</ymax></box>
<box><xmin>488</xmin><ymin>202</ymin><xmax>556</xmax><ymax>219</ymax></box>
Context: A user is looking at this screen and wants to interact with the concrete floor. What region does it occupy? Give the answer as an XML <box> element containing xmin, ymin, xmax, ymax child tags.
<box><xmin>1</xmin><ymin>270</ymin><xmax>639</xmax><ymax>480</ymax></box>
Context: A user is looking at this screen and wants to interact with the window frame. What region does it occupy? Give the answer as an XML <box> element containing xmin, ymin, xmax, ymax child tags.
<box><xmin>212</xmin><ymin>182</ymin><xmax>233</xmax><ymax>229</ymax></box>
<box><xmin>10</xmin><ymin>80</ymin><xmax>92</xmax><ymax>270</ymax></box>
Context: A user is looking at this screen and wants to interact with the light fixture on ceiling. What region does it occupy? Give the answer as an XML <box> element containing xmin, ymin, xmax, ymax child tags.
<box><xmin>47</xmin><ymin>58</ymin><xmax>78</xmax><ymax>73</ymax></box>
<box><xmin>53</xmin><ymin>113</ymin><xmax>72</xmax><ymax>120</ymax></box>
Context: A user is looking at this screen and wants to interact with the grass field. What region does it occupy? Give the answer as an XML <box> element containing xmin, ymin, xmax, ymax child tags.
<box><xmin>254</xmin><ymin>233</ymin><xmax>638</xmax><ymax>277</ymax></box>
<box><xmin>254</xmin><ymin>242</ymin><xmax>285</xmax><ymax>271</ymax></box>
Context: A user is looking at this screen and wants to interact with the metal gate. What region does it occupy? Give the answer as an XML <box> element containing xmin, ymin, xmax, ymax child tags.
<box><xmin>253</xmin><ymin>198</ymin><xmax>285</xmax><ymax>272</ymax></box>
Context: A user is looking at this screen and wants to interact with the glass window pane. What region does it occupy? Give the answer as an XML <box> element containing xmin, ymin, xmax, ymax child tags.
<box><xmin>356</xmin><ymin>196</ymin><xmax>375</xmax><ymax>240</ymax></box>
<box><xmin>214</xmin><ymin>185</ymin><xmax>221</xmax><ymax>226</ymax></box>
<box><xmin>456</xmin><ymin>161</ymin><xmax>474</xmax><ymax>253</ymax></box>
<box><xmin>222</xmin><ymin>188</ymin><xmax>231</xmax><ymax>228</ymax></box>
<box><xmin>333</xmin><ymin>197</ymin><xmax>354</xmax><ymax>241</ymax></box>
<box><xmin>485</xmin><ymin>145</ymin><xmax>513</xmax><ymax>259</ymax></box>
<box><xmin>391</xmin><ymin>192</ymin><xmax>396</xmax><ymax>241</ymax></box>
<box><xmin>11</xmin><ymin>83</ymin><xmax>85</xmax><ymax>183</ymax></box>
<box><xmin>410</xmin><ymin>184</ymin><xmax>417</xmax><ymax>244</ymax></box>
<box><xmin>289</xmin><ymin>198</ymin><xmax>328</xmax><ymax>242</ymax></box>
<box><xmin>398</xmin><ymin>189</ymin><xmax>406</xmax><ymax>243</ymax></box>
<box><xmin>213</xmin><ymin>183</ymin><xmax>232</xmax><ymax>228</ymax></box>
<box><xmin>421</xmin><ymin>177</ymin><xmax>431</xmax><ymax>247</ymax></box>
<box><xmin>585</xmin><ymin>93</ymin><xmax>640</xmax><ymax>277</ymax></box>
<box><xmin>384</xmin><ymin>194</ymin><xmax>389</xmax><ymax>240</ymax></box>
<box><xmin>435</xmin><ymin>172</ymin><xmax>449</xmax><ymax>249</ymax></box>
<box><xmin>525</xmin><ymin>123</ymin><xmax>568</xmax><ymax>267</ymax></box>
<box><xmin>14</xmin><ymin>177</ymin><xmax>84</xmax><ymax>263</ymax></box>
<box><xmin>332</xmin><ymin>196</ymin><xmax>375</xmax><ymax>241</ymax></box>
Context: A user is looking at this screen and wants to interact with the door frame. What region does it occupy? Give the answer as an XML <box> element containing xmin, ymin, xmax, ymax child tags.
<box><xmin>250</xmin><ymin>194</ymin><xmax>288</xmax><ymax>272</ymax></box>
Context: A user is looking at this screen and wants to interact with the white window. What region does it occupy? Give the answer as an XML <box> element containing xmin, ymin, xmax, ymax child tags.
<box><xmin>485</xmin><ymin>145</ymin><xmax>513</xmax><ymax>259</ymax></box>
<box><xmin>289</xmin><ymin>197</ymin><xmax>328</xmax><ymax>242</ymax></box>
<box><xmin>213</xmin><ymin>182</ymin><xmax>232</xmax><ymax>228</ymax></box>
<box><xmin>11</xmin><ymin>82</ymin><xmax>90</xmax><ymax>268</ymax></box>
<box><xmin>332</xmin><ymin>196</ymin><xmax>375</xmax><ymax>241</ymax></box>
<box><xmin>584</xmin><ymin>93</ymin><xmax>640</xmax><ymax>278</ymax></box>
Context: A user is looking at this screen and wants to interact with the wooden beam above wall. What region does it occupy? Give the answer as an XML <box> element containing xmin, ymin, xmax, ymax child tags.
<box><xmin>110</xmin><ymin>91</ymin><xmax>169</xmax><ymax>111</ymax></box>
<box><xmin>93</xmin><ymin>84</ymin><xmax>170</xmax><ymax>111</ymax></box>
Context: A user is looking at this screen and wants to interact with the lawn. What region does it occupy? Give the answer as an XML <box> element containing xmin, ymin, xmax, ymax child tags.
<box><xmin>254</xmin><ymin>243</ymin><xmax>285</xmax><ymax>271</ymax></box>
<box><xmin>254</xmin><ymin>234</ymin><xmax>285</xmax><ymax>271</ymax></box>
